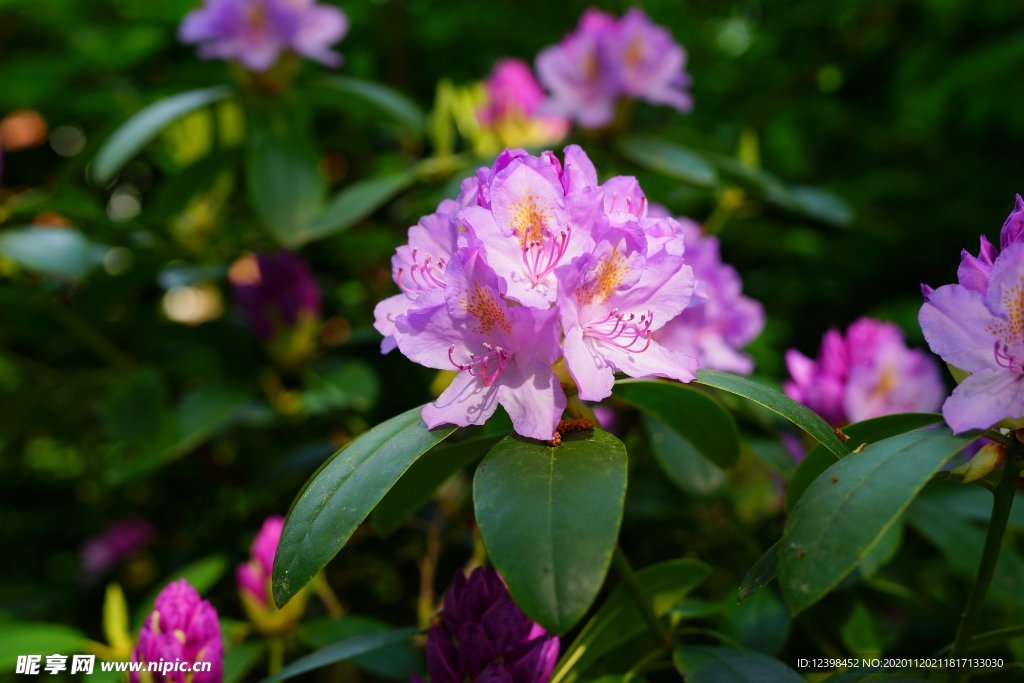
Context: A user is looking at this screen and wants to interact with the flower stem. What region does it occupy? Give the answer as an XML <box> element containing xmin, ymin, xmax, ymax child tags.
<box><xmin>267</xmin><ymin>636</ymin><xmax>284</xmax><ymax>676</ymax></box>
<box><xmin>612</xmin><ymin>547</ymin><xmax>672</xmax><ymax>646</ymax></box>
<box><xmin>948</xmin><ymin>456</ymin><xmax>1018</xmax><ymax>682</ymax></box>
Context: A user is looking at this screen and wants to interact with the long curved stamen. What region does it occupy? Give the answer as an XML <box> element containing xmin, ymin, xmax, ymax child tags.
<box><xmin>396</xmin><ymin>251</ymin><xmax>446</xmax><ymax>297</ymax></box>
<box><xmin>449</xmin><ymin>343</ymin><xmax>512</xmax><ymax>387</ymax></box>
<box><xmin>520</xmin><ymin>225</ymin><xmax>571</xmax><ymax>286</ymax></box>
<box><xmin>584</xmin><ymin>309</ymin><xmax>654</xmax><ymax>353</ymax></box>
<box><xmin>994</xmin><ymin>340</ymin><xmax>1024</xmax><ymax>375</ymax></box>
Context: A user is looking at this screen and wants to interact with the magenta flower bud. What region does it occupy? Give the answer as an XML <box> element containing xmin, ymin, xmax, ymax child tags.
<box><xmin>231</xmin><ymin>251</ymin><xmax>321</xmax><ymax>341</ymax></box>
<box><xmin>80</xmin><ymin>517</ymin><xmax>156</xmax><ymax>579</ymax></box>
<box><xmin>422</xmin><ymin>568</ymin><xmax>559</xmax><ymax>683</ymax></box>
<box><xmin>179</xmin><ymin>0</ymin><xmax>349</xmax><ymax>73</ymax></box>
<box><xmin>237</xmin><ymin>516</ymin><xmax>282</xmax><ymax>606</ymax></box>
<box><xmin>477</xmin><ymin>60</ymin><xmax>571</xmax><ymax>150</ymax></box>
<box><xmin>1001</xmin><ymin>194</ymin><xmax>1024</xmax><ymax>250</ymax></box>
<box><xmin>785</xmin><ymin>317</ymin><xmax>945</xmax><ymax>427</ymax></box>
<box><xmin>131</xmin><ymin>579</ymin><xmax>222</xmax><ymax>683</ymax></box>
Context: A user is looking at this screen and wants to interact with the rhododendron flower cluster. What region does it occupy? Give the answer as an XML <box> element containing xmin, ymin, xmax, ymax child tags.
<box><xmin>784</xmin><ymin>317</ymin><xmax>945</xmax><ymax>426</ymax></box>
<box><xmin>650</xmin><ymin>213</ymin><xmax>764</xmax><ymax>374</ymax></box>
<box><xmin>375</xmin><ymin>146</ymin><xmax>702</xmax><ymax>440</ymax></box>
<box><xmin>919</xmin><ymin>195</ymin><xmax>1024</xmax><ymax>433</ymax></box>
<box><xmin>417</xmin><ymin>567</ymin><xmax>559</xmax><ymax>683</ymax></box>
<box><xmin>232</xmin><ymin>251</ymin><xmax>321</xmax><ymax>341</ymax></box>
<box><xmin>131</xmin><ymin>579</ymin><xmax>222</xmax><ymax>683</ymax></box>
<box><xmin>180</xmin><ymin>0</ymin><xmax>349</xmax><ymax>72</ymax></box>
<box><xmin>80</xmin><ymin>517</ymin><xmax>155</xmax><ymax>580</ymax></box>
<box><xmin>477</xmin><ymin>59</ymin><xmax>570</xmax><ymax>151</ymax></box>
<box><xmin>536</xmin><ymin>8</ymin><xmax>692</xmax><ymax>128</ymax></box>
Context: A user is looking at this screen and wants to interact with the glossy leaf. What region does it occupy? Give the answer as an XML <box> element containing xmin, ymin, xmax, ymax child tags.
<box><xmin>673</xmin><ymin>646</ymin><xmax>803</xmax><ymax>683</ymax></box>
<box><xmin>553</xmin><ymin>559</ymin><xmax>710</xmax><ymax>683</ymax></box>
<box><xmin>695</xmin><ymin>370</ymin><xmax>849</xmax><ymax>458</ymax></box>
<box><xmin>245</xmin><ymin>122</ymin><xmax>326</xmax><ymax>247</ymax></box>
<box><xmin>617</xmin><ymin>135</ymin><xmax>717</xmax><ymax>186</ymax></box>
<box><xmin>301</xmin><ymin>171</ymin><xmax>417</xmax><ymax>244</ymax></box>
<box><xmin>264</xmin><ymin>628</ymin><xmax>418</xmax><ymax>683</ymax></box>
<box><xmin>786</xmin><ymin>413</ymin><xmax>942</xmax><ymax>513</ymax></box>
<box><xmin>298</xmin><ymin>617</ymin><xmax>421</xmax><ymax>681</ymax></box>
<box><xmin>737</xmin><ymin>541</ymin><xmax>780</xmax><ymax>603</ymax></box>
<box><xmin>372</xmin><ymin>431</ymin><xmax>502</xmax><ymax>537</ymax></box>
<box><xmin>0</xmin><ymin>623</ymin><xmax>89</xmax><ymax>669</ymax></box>
<box><xmin>473</xmin><ymin>429</ymin><xmax>628</xmax><ymax>633</ymax></box>
<box><xmin>644</xmin><ymin>416</ymin><xmax>725</xmax><ymax>497</ymax></box>
<box><xmin>273</xmin><ymin>407</ymin><xmax>455</xmax><ymax>607</ymax></box>
<box><xmin>92</xmin><ymin>86</ymin><xmax>233</xmax><ymax>183</ymax></box>
<box><xmin>721</xmin><ymin>590</ymin><xmax>791</xmax><ymax>655</ymax></box>
<box><xmin>779</xmin><ymin>428</ymin><xmax>972</xmax><ymax>614</ymax></box>
<box><xmin>318</xmin><ymin>76</ymin><xmax>426</xmax><ymax>136</ymax></box>
<box><xmin>615</xmin><ymin>379</ymin><xmax>739</xmax><ymax>469</ymax></box>
<box><xmin>0</xmin><ymin>227</ymin><xmax>103</xmax><ymax>279</ymax></box>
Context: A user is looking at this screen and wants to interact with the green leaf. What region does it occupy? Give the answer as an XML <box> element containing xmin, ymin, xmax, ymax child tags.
<box><xmin>786</xmin><ymin>413</ymin><xmax>942</xmax><ymax>513</ymax></box>
<box><xmin>245</xmin><ymin>121</ymin><xmax>326</xmax><ymax>247</ymax></box>
<box><xmin>132</xmin><ymin>555</ymin><xmax>228</xmax><ymax>629</ymax></box>
<box><xmin>224</xmin><ymin>642</ymin><xmax>266</xmax><ymax>683</ymax></box>
<box><xmin>318</xmin><ymin>76</ymin><xmax>426</xmax><ymax>136</ymax></box>
<box><xmin>617</xmin><ymin>135</ymin><xmax>718</xmax><ymax>187</ymax></box>
<box><xmin>552</xmin><ymin>559</ymin><xmax>710</xmax><ymax>683</ymax></box>
<box><xmin>263</xmin><ymin>628</ymin><xmax>418</xmax><ymax>683</ymax></box>
<box><xmin>738</xmin><ymin>541</ymin><xmax>779</xmax><ymax>603</ymax></box>
<box><xmin>92</xmin><ymin>86</ymin><xmax>233</xmax><ymax>184</ymax></box>
<box><xmin>787</xmin><ymin>185</ymin><xmax>854</xmax><ymax>227</ymax></box>
<box><xmin>0</xmin><ymin>227</ymin><xmax>104</xmax><ymax>279</ymax></box>
<box><xmin>779</xmin><ymin>428</ymin><xmax>973</xmax><ymax>614</ymax></box>
<box><xmin>695</xmin><ymin>370</ymin><xmax>849</xmax><ymax>458</ymax></box>
<box><xmin>300</xmin><ymin>171</ymin><xmax>417</xmax><ymax>244</ymax></box>
<box><xmin>372</xmin><ymin>431</ymin><xmax>502</xmax><ymax>537</ymax></box>
<box><xmin>297</xmin><ymin>616</ymin><xmax>421</xmax><ymax>681</ymax></box>
<box><xmin>615</xmin><ymin>379</ymin><xmax>739</xmax><ymax>470</ymax></box>
<box><xmin>858</xmin><ymin>521</ymin><xmax>903</xmax><ymax>579</ymax></box>
<box><xmin>721</xmin><ymin>590</ymin><xmax>791</xmax><ymax>656</ymax></box>
<box><xmin>644</xmin><ymin>416</ymin><xmax>725</xmax><ymax>497</ymax></box>
<box><xmin>473</xmin><ymin>429</ymin><xmax>628</xmax><ymax>633</ymax></box>
<box><xmin>0</xmin><ymin>623</ymin><xmax>89</xmax><ymax>669</ymax></box>
<box><xmin>273</xmin><ymin>406</ymin><xmax>455</xmax><ymax>607</ymax></box>
<box><xmin>673</xmin><ymin>646</ymin><xmax>803</xmax><ymax>682</ymax></box>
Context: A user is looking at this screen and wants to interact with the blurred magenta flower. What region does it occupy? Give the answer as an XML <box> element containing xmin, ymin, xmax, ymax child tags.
<box><xmin>536</xmin><ymin>8</ymin><xmax>691</xmax><ymax>127</ymax></box>
<box><xmin>652</xmin><ymin>216</ymin><xmax>764</xmax><ymax>374</ymax></box>
<box><xmin>785</xmin><ymin>317</ymin><xmax>945</xmax><ymax>426</ymax></box>
<box><xmin>179</xmin><ymin>0</ymin><xmax>348</xmax><ymax>73</ymax></box>
<box><xmin>231</xmin><ymin>251</ymin><xmax>321</xmax><ymax>341</ymax></box>
<box><xmin>919</xmin><ymin>197</ymin><xmax>1024</xmax><ymax>433</ymax></box>
<box><xmin>237</xmin><ymin>515</ymin><xmax>307</xmax><ymax>632</ymax></box>
<box><xmin>80</xmin><ymin>517</ymin><xmax>155</xmax><ymax>579</ymax></box>
<box><xmin>380</xmin><ymin>145</ymin><xmax>703</xmax><ymax>439</ymax></box>
<box><xmin>131</xmin><ymin>579</ymin><xmax>222</xmax><ymax>683</ymax></box>
<box><xmin>418</xmin><ymin>567</ymin><xmax>559</xmax><ymax>683</ymax></box>
<box><xmin>477</xmin><ymin>59</ymin><xmax>570</xmax><ymax>149</ymax></box>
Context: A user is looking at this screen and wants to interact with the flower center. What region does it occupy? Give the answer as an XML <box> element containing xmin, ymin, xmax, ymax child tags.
<box><xmin>576</xmin><ymin>251</ymin><xmax>628</xmax><ymax>306</ymax></box>
<box><xmin>584</xmin><ymin>309</ymin><xmax>653</xmax><ymax>353</ymax></box>
<box><xmin>449</xmin><ymin>343</ymin><xmax>511</xmax><ymax>387</ymax></box>
<box><xmin>510</xmin><ymin>196</ymin><xmax>571</xmax><ymax>286</ymax></box>
<box><xmin>989</xmin><ymin>280</ymin><xmax>1024</xmax><ymax>375</ymax></box>
<box><xmin>397</xmin><ymin>247</ymin><xmax>446</xmax><ymax>297</ymax></box>
<box><xmin>994</xmin><ymin>341</ymin><xmax>1024</xmax><ymax>375</ymax></box>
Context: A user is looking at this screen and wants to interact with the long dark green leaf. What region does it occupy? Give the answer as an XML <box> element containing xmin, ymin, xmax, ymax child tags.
<box><xmin>473</xmin><ymin>429</ymin><xmax>628</xmax><ymax>633</ymax></box>
<box><xmin>615</xmin><ymin>379</ymin><xmax>739</xmax><ymax>469</ymax></box>
<box><xmin>301</xmin><ymin>171</ymin><xmax>417</xmax><ymax>244</ymax></box>
<box><xmin>92</xmin><ymin>86</ymin><xmax>233</xmax><ymax>183</ymax></box>
<box><xmin>553</xmin><ymin>559</ymin><xmax>710</xmax><ymax>683</ymax></box>
<box><xmin>617</xmin><ymin>135</ymin><xmax>718</xmax><ymax>186</ymax></box>
<box><xmin>779</xmin><ymin>428</ymin><xmax>972</xmax><ymax>614</ymax></box>
<box><xmin>318</xmin><ymin>76</ymin><xmax>426</xmax><ymax>136</ymax></box>
<box><xmin>262</xmin><ymin>629</ymin><xmax>417</xmax><ymax>683</ymax></box>
<box><xmin>272</xmin><ymin>407</ymin><xmax>455</xmax><ymax>606</ymax></box>
<box><xmin>673</xmin><ymin>646</ymin><xmax>803</xmax><ymax>682</ymax></box>
<box><xmin>0</xmin><ymin>624</ymin><xmax>89</xmax><ymax>669</ymax></box>
<box><xmin>738</xmin><ymin>541</ymin><xmax>780</xmax><ymax>603</ymax></box>
<box><xmin>297</xmin><ymin>617</ymin><xmax>421</xmax><ymax>681</ymax></box>
<box><xmin>372</xmin><ymin>432</ymin><xmax>502</xmax><ymax>537</ymax></box>
<box><xmin>695</xmin><ymin>369</ymin><xmax>849</xmax><ymax>458</ymax></box>
<box><xmin>786</xmin><ymin>413</ymin><xmax>942</xmax><ymax>513</ymax></box>
<box><xmin>224</xmin><ymin>642</ymin><xmax>266</xmax><ymax>683</ymax></box>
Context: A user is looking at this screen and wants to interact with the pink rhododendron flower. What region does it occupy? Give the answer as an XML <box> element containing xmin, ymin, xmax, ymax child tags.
<box><xmin>652</xmin><ymin>216</ymin><xmax>764</xmax><ymax>374</ymax></box>
<box><xmin>179</xmin><ymin>0</ymin><xmax>348</xmax><ymax>73</ymax></box>
<box><xmin>536</xmin><ymin>8</ymin><xmax>691</xmax><ymax>127</ymax></box>
<box><xmin>785</xmin><ymin>317</ymin><xmax>945</xmax><ymax>426</ymax></box>
<box><xmin>131</xmin><ymin>579</ymin><xmax>222</xmax><ymax>683</ymax></box>
<box><xmin>478</xmin><ymin>60</ymin><xmax>570</xmax><ymax>147</ymax></box>
<box><xmin>80</xmin><ymin>517</ymin><xmax>156</xmax><ymax>580</ymax></box>
<box><xmin>920</xmin><ymin>196</ymin><xmax>1024</xmax><ymax>432</ymax></box>
<box><xmin>237</xmin><ymin>515</ymin><xmax>282</xmax><ymax>606</ymax></box>
<box><xmin>379</xmin><ymin>145</ymin><xmax>702</xmax><ymax>439</ymax></box>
